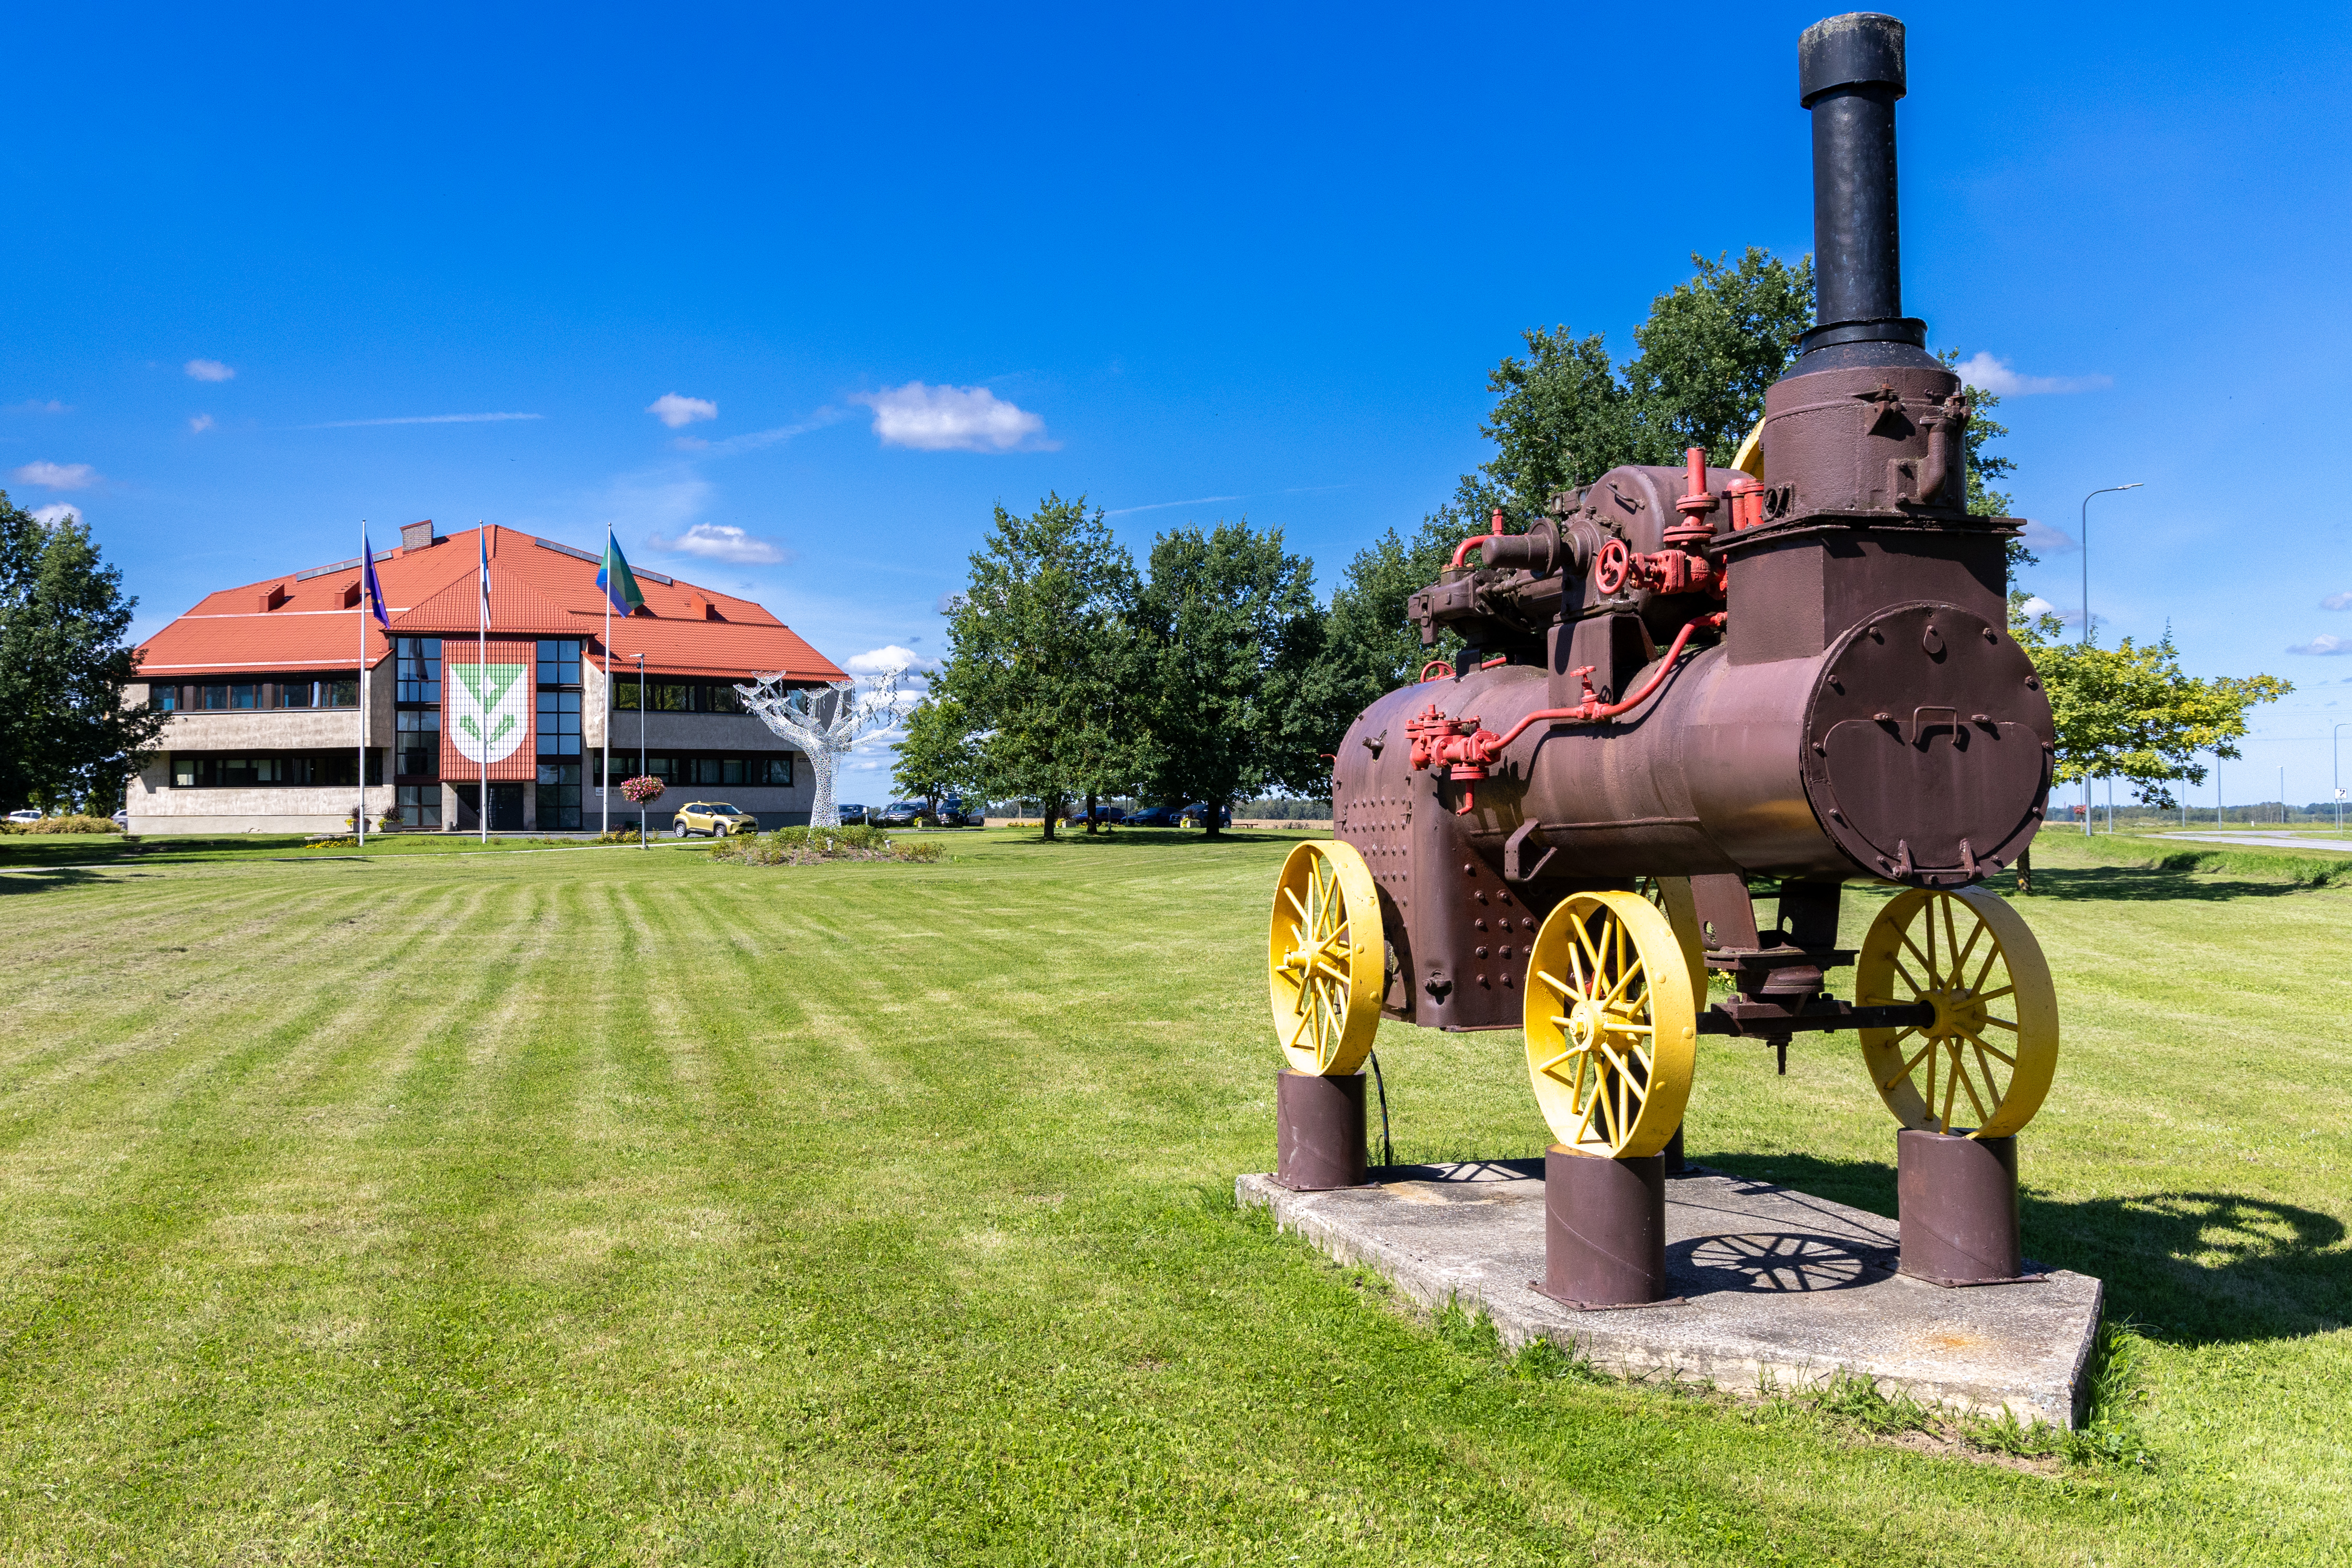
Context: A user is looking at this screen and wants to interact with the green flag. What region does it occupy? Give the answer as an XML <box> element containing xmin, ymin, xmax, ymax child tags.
<box><xmin>598</xmin><ymin>532</ymin><xmax>645</xmax><ymax>616</ymax></box>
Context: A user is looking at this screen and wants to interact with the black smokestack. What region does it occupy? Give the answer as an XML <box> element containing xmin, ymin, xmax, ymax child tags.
<box><xmin>1797</xmin><ymin>13</ymin><xmax>1927</xmax><ymax>358</ymax></box>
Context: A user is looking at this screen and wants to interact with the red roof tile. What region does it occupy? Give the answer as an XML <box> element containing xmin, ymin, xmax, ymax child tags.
<box><xmin>136</xmin><ymin>524</ymin><xmax>847</xmax><ymax>682</ymax></box>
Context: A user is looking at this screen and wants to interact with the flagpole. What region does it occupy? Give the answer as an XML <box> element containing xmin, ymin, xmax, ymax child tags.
<box><xmin>479</xmin><ymin>523</ymin><xmax>489</xmax><ymax>845</ymax></box>
<box><xmin>602</xmin><ymin>526</ymin><xmax>612</xmax><ymax>839</ymax></box>
<box><xmin>357</xmin><ymin>519</ymin><xmax>367</xmax><ymax>848</ymax></box>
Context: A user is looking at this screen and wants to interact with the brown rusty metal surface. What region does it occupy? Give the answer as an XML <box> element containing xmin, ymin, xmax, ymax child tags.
<box><xmin>1536</xmin><ymin>1146</ymin><xmax>1673</xmax><ymax>1309</ymax></box>
<box><xmin>1896</xmin><ymin>1129</ymin><xmax>2027</xmax><ymax>1286</ymax></box>
<box><xmin>1275</xmin><ymin>1070</ymin><xmax>1368</xmax><ymax>1191</ymax></box>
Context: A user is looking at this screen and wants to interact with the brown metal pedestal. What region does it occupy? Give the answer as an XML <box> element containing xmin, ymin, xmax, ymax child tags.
<box><xmin>1536</xmin><ymin>1146</ymin><xmax>1671</xmax><ymax>1308</ymax></box>
<box><xmin>1275</xmin><ymin>1070</ymin><xmax>1367</xmax><ymax>1191</ymax></box>
<box><xmin>1897</xmin><ymin>1129</ymin><xmax>2025</xmax><ymax>1285</ymax></box>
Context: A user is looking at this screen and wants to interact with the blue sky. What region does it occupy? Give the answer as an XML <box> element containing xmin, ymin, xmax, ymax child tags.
<box><xmin>6</xmin><ymin>2</ymin><xmax>2350</xmax><ymax>803</ymax></box>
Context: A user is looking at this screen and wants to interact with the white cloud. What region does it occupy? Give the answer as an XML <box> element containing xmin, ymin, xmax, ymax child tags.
<box><xmin>2323</xmin><ymin>592</ymin><xmax>2352</xmax><ymax>611</ymax></box>
<box><xmin>12</xmin><ymin>460</ymin><xmax>95</xmax><ymax>489</ymax></box>
<box><xmin>2290</xmin><ymin>634</ymin><xmax>2352</xmax><ymax>655</ymax></box>
<box><xmin>648</xmin><ymin>393</ymin><xmax>718</xmax><ymax>429</ymax></box>
<box><xmin>845</xmin><ymin>644</ymin><xmax>938</xmax><ymax>676</ymax></box>
<box><xmin>30</xmin><ymin>503</ymin><xmax>81</xmax><ymax>526</ymax></box>
<box><xmin>2017</xmin><ymin>595</ymin><xmax>2056</xmax><ymax>619</ymax></box>
<box><xmin>854</xmin><ymin>382</ymin><xmax>1055</xmax><ymax>452</ymax></box>
<box><xmin>1951</xmin><ymin>352</ymin><xmax>2112</xmax><ymax>397</ymax></box>
<box><xmin>645</xmin><ymin>522</ymin><xmax>788</xmax><ymax>565</ymax></box>
<box><xmin>189</xmin><ymin>413</ymin><xmax>215</xmax><ymax>434</ymax></box>
<box><xmin>185</xmin><ymin>359</ymin><xmax>235</xmax><ymax>382</ymax></box>
<box><xmin>2020</xmin><ymin>521</ymin><xmax>2078</xmax><ymax>555</ymax></box>
<box><xmin>305</xmin><ymin>412</ymin><xmax>542</xmax><ymax>428</ymax></box>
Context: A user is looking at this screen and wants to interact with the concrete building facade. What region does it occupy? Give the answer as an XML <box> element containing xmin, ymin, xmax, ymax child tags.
<box><xmin>130</xmin><ymin>521</ymin><xmax>848</xmax><ymax>835</ymax></box>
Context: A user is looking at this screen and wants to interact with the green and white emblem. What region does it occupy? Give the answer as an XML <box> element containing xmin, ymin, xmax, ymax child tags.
<box><xmin>452</xmin><ymin>662</ymin><xmax>529</xmax><ymax>763</ymax></box>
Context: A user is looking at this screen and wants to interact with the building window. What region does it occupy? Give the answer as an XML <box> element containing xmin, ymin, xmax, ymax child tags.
<box><xmin>281</xmin><ymin>680</ymin><xmax>313</xmax><ymax>709</ymax></box>
<box><xmin>397</xmin><ymin>638</ymin><xmax>442</xmax><ymax>704</ymax></box>
<box><xmin>168</xmin><ymin>752</ymin><xmax>381</xmax><ymax>787</ymax></box>
<box><xmin>322</xmin><ymin>678</ymin><xmax>358</xmax><ymax>708</ymax></box>
<box><xmin>230</xmin><ymin>684</ymin><xmax>258</xmax><ymax>709</ymax></box>
<box><xmin>762</xmin><ymin>756</ymin><xmax>793</xmax><ymax>786</ymax></box>
<box><xmin>396</xmin><ymin>708</ymin><xmax>441</xmax><ymax>779</ymax></box>
<box><xmin>610</xmin><ymin>678</ymin><xmax>746</xmax><ymax>713</ymax></box>
<box><xmin>536</xmin><ymin>689</ymin><xmax>581</xmax><ymax>756</ymax></box>
<box><xmin>538</xmin><ymin>639</ymin><xmax>581</xmax><ymax>689</ymax></box>
<box><xmin>537</xmin><ymin>762</ymin><xmax>581</xmax><ymax>829</ymax></box>
<box><xmin>199</xmin><ymin>685</ymin><xmax>228</xmax><ymax>710</ymax></box>
<box><xmin>394</xmin><ymin>783</ymin><xmax>442</xmax><ymax>829</ymax></box>
<box><xmin>153</xmin><ymin>686</ymin><xmax>179</xmax><ymax>712</ymax></box>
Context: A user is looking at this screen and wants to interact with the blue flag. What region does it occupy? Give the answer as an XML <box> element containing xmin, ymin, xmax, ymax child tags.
<box><xmin>597</xmin><ymin>529</ymin><xmax>645</xmax><ymax>617</ymax></box>
<box><xmin>361</xmin><ymin>532</ymin><xmax>391</xmax><ymax>628</ymax></box>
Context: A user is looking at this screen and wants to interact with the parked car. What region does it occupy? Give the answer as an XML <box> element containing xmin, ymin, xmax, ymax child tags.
<box><xmin>111</xmin><ymin>809</ymin><xmax>129</xmax><ymax>828</ymax></box>
<box><xmin>672</xmin><ymin>801</ymin><xmax>759</xmax><ymax>837</ymax></box>
<box><xmin>872</xmin><ymin>801</ymin><xmax>926</xmax><ymax>827</ymax></box>
<box><xmin>1179</xmin><ymin>803</ymin><xmax>1232</xmax><ymax>828</ymax></box>
<box><xmin>1123</xmin><ymin>805</ymin><xmax>1182</xmax><ymax>828</ymax></box>
<box><xmin>932</xmin><ymin>795</ymin><xmax>976</xmax><ymax>827</ymax></box>
<box><xmin>836</xmin><ymin>803</ymin><xmax>868</xmax><ymax>824</ymax></box>
<box><xmin>5</xmin><ymin>809</ymin><xmax>42</xmax><ymax>825</ymax></box>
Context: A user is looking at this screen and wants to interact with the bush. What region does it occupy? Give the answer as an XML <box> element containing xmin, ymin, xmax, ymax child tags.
<box><xmin>708</xmin><ymin>825</ymin><xmax>944</xmax><ymax>867</ymax></box>
<box><xmin>6</xmin><ymin>814</ymin><xmax>123</xmax><ymax>835</ymax></box>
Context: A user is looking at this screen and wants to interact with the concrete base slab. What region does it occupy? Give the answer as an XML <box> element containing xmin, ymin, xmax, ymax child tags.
<box><xmin>1239</xmin><ymin>1158</ymin><xmax>2103</xmax><ymax>1429</ymax></box>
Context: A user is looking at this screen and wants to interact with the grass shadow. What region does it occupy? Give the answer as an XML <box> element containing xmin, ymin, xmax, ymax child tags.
<box><xmin>0</xmin><ymin>867</ymin><xmax>106</xmax><ymax>893</ymax></box>
<box><xmin>2020</xmin><ymin>866</ymin><xmax>2343</xmax><ymax>903</ymax></box>
<box><xmin>1705</xmin><ymin>1150</ymin><xmax>2348</xmax><ymax>1347</ymax></box>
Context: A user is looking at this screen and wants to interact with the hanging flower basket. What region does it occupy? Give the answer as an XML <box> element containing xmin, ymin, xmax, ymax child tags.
<box><xmin>620</xmin><ymin>775</ymin><xmax>666</xmax><ymax>805</ymax></box>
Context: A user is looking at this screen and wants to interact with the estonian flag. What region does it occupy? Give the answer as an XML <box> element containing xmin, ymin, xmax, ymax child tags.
<box><xmin>361</xmin><ymin>531</ymin><xmax>391</xmax><ymax>628</ymax></box>
<box><xmin>598</xmin><ymin>531</ymin><xmax>646</xmax><ymax>617</ymax></box>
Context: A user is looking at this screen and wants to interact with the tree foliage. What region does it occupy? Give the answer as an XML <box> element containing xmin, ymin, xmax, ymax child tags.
<box><xmin>932</xmin><ymin>495</ymin><xmax>1145</xmax><ymax>838</ymax></box>
<box><xmin>2010</xmin><ymin>601</ymin><xmax>2290</xmax><ymax>806</ymax></box>
<box><xmin>889</xmin><ymin>691</ymin><xmax>977</xmax><ymax>815</ymax></box>
<box><xmin>1131</xmin><ymin>521</ymin><xmax>1323</xmax><ymax>835</ymax></box>
<box><xmin>0</xmin><ymin>495</ymin><xmax>166</xmax><ymax>812</ymax></box>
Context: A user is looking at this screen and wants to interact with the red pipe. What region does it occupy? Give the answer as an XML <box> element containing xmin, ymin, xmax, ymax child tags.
<box><xmin>1473</xmin><ymin>613</ymin><xmax>1725</xmax><ymax>759</ymax></box>
<box><xmin>1449</xmin><ymin>507</ymin><xmax>1506</xmax><ymax>571</ymax></box>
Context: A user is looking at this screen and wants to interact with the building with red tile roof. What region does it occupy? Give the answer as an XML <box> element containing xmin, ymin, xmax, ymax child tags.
<box><xmin>129</xmin><ymin>520</ymin><xmax>848</xmax><ymax>834</ymax></box>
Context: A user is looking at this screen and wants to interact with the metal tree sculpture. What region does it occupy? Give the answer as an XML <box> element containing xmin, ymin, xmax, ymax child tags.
<box><xmin>735</xmin><ymin>670</ymin><xmax>901</xmax><ymax>827</ymax></box>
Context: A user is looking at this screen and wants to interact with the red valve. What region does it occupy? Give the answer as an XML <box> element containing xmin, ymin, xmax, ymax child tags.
<box><xmin>1404</xmin><ymin>702</ymin><xmax>1500</xmax><ymax>816</ymax></box>
<box><xmin>1593</xmin><ymin>537</ymin><xmax>1631</xmax><ymax>594</ymax></box>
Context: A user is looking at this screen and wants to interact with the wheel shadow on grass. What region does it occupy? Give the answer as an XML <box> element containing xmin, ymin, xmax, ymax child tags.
<box><xmin>1704</xmin><ymin>1150</ymin><xmax>2348</xmax><ymax>1348</ymax></box>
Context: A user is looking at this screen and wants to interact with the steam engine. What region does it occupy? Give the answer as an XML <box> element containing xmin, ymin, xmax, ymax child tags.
<box><xmin>1331</xmin><ymin>13</ymin><xmax>2056</xmax><ymax>1043</ymax></box>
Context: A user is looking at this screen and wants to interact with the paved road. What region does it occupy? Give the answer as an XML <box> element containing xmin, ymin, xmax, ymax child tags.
<box><xmin>2137</xmin><ymin>832</ymin><xmax>2352</xmax><ymax>855</ymax></box>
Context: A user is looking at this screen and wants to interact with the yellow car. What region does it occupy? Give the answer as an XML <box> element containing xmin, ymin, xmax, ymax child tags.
<box><xmin>671</xmin><ymin>801</ymin><xmax>759</xmax><ymax>837</ymax></box>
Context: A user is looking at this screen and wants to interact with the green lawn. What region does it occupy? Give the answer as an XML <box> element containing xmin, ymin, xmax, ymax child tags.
<box><xmin>0</xmin><ymin>826</ymin><xmax>2344</xmax><ymax>1564</ymax></box>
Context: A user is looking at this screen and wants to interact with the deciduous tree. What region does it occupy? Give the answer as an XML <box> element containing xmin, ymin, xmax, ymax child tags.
<box><xmin>0</xmin><ymin>495</ymin><xmax>166</xmax><ymax>812</ymax></box>
<box><xmin>933</xmin><ymin>495</ymin><xmax>1144</xmax><ymax>840</ymax></box>
<box><xmin>2011</xmin><ymin>602</ymin><xmax>2289</xmax><ymax>807</ymax></box>
<box><xmin>890</xmin><ymin>693</ymin><xmax>977</xmax><ymax>820</ymax></box>
<box><xmin>1132</xmin><ymin>521</ymin><xmax>1323</xmax><ymax>837</ymax></box>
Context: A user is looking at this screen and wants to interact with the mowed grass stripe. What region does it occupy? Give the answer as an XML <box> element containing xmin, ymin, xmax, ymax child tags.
<box><xmin>0</xmin><ymin>831</ymin><xmax>2343</xmax><ymax>1563</ymax></box>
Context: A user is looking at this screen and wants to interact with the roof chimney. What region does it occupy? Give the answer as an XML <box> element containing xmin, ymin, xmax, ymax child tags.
<box><xmin>686</xmin><ymin>590</ymin><xmax>721</xmax><ymax>621</ymax></box>
<box><xmin>400</xmin><ymin>520</ymin><xmax>436</xmax><ymax>552</ymax></box>
<box><xmin>258</xmin><ymin>581</ymin><xmax>290</xmax><ymax>612</ymax></box>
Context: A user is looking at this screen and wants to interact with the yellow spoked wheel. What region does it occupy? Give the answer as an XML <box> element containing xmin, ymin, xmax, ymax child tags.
<box><xmin>1525</xmin><ymin>891</ymin><xmax>1698</xmax><ymax>1158</ymax></box>
<box><xmin>1269</xmin><ymin>840</ymin><xmax>1383</xmax><ymax>1075</ymax></box>
<box><xmin>1856</xmin><ymin>887</ymin><xmax>2059</xmax><ymax>1138</ymax></box>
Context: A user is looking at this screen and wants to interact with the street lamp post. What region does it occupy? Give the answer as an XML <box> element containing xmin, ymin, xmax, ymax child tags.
<box><xmin>2335</xmin><ymin>722</ymin><xmax>2348</xmax><ymax>837</ymax></box>
<box><xmin>2079</xmin><ymin>482</ymin><xmax>2144</xmax><ymax>835</ymax></box>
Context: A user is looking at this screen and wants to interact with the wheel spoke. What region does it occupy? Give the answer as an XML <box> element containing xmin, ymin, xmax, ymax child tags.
<box><xmin>1889</xmin><ymin>955</ymin><xmax>1928</xmax><ymax>1000</ymax></box>
<box><xmin>1605</xmin><ymin>955</ymin><xmax>1645</xmax><ymax>1007</ymax></box>
<box><xmin>1973</xmin><ymin>984</ymin><xmax>2015</xmax><ymax>1005</ymax></box>
<box><xmin>1939</xmin><ymin>897</ymin><xmax>1964</xmax><ymax>984</ymax></box>
<box><xmin>1536</xmin><ymin>968</ymin><xmax>1572</xmax><ymax>998</ymax></box>
<box><xmin>1535</xmin><ymin>1044</ymin><xmax>1578</xmax><ymax>1078</ymax></box>
<box><xmin>1983</xmin><ymin>1016</ymin><xmax>2019</xmax><ymax>1032</ymax></box>
<box><xmin>1970</xmin><ymin>1041</ymin><xmax>2008</xmax><ymax>1101</ymax></box>
<box><xmin>1939</xmin><ymin>1049</ymin><xmax>1961</xmax><ymax>1131</ymax></box>
<box><xmin>1969</xmin><ymin>942</ymin><xmax>2002</xmax><ymax>997</ymax></box>
<box><xmin>1956</xmin><ymin>1054</ymin><xmax>1990</xmax><ymax>1123</ymax></box>
<box><xmin>1972</xmin><ymin>1039</ymin><xmax>2016</xmax><ymax>1067</ymax></box>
